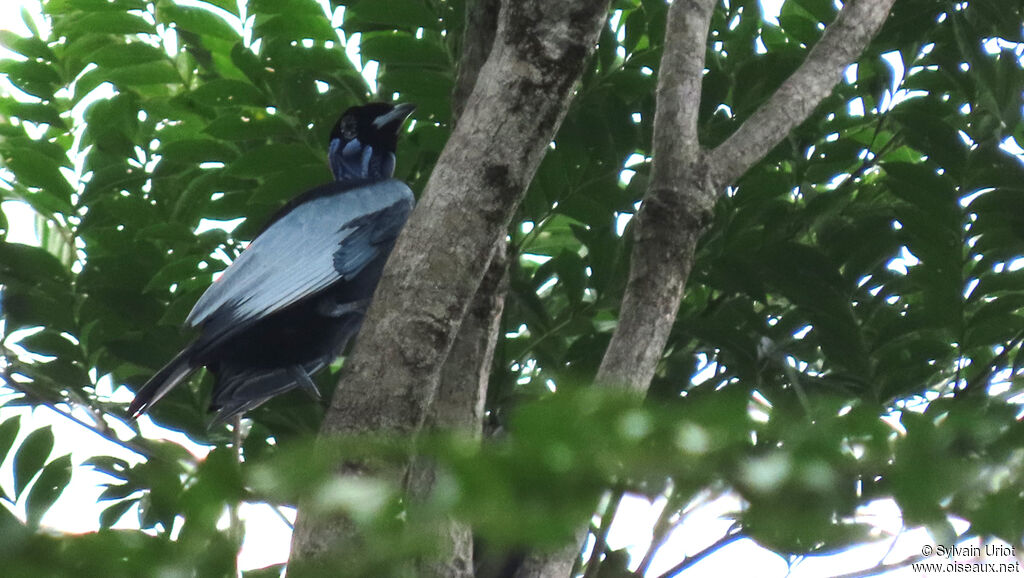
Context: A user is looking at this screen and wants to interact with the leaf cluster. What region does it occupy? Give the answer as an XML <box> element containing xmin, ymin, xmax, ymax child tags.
<box><xmin>0</xmin><ymin>0</ymin><xmax>1023</xmax><ymax>575</ymax></box>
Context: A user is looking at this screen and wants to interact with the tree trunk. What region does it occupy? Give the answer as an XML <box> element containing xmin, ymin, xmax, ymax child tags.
<box><xmin>289</xmin><ymin>0</ymin><xmax>612</xmax><ymax>569</ymax></box>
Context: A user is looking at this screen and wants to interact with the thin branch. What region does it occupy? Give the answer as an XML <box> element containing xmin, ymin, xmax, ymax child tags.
<box><xmin>0</xmin><ymin>342</ymin><xmax>177</xmax><ymax>465</ymax></box>
<box><xmin>636</xmin><ymin>485</ymin><xmax>727</xmax><ymax>576</ymax></box>
<box><xmin>271</xmin><ymin>504</ymin><xmax>295</xmax><ymax>530</ymax></box>
<box><xmin>65</xmin><ymin>388</ymin><xmax>113</xmax><ymax>434</ymax></box>
<box><xmin>712</xmin><ymin>0</ymin><xmax>897</xmax><ymax>186</ymax></box>
<box><xmin>0</xmin><ymin>370</ymin><xmax>156</xmax><ymax>461</ymax></box>
<box><xmin>826</xmin><ymin>554</ymin><xmax>927</xmax><ymax>578</ymax></box>
<box><xmin>958</xmin><ymin>327</ymin><xmax>1024</xmax><ymax>396</ymax></box>
<box><xmin>635</xmin><ymin>490</ymin><xmax>678</xmax><ymax>575</ymax></box>
<box><xmin>512</xmin><ymin>165</ymin><xmax>625</xmax><ymax>260</ymax></box>
<box><xmin>655</xmin><ymin>524</ymin><xmax>744</xmax><ymax>578</ymax></box>
<box><xmin>581</xmin><ymin>487</ymin><xmax>625</xmax><ymax>578</ymax></box>
<box><xmin>228</xmin><ymin>415</ymin><xmax>245</xmax><ymax>555</ymax></box>
<box><xmin>512</xmin><ymin>303</ymin><xmax>596</xmax><ymax>368</ymax></box>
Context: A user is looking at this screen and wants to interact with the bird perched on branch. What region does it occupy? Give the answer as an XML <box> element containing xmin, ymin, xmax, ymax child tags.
<box><xmin>129</xmin><ymin>102</ymin><xmax>416</xmax><ymax>424</ymax></box>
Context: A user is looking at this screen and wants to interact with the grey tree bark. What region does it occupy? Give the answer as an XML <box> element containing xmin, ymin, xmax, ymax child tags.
<box><xmin>414</xmin><ymin>240</ymin><xmax>508</xmax><ymax>578</ymax></box>
<box><xmin>518</xmin><ymin>0</ymin><xmax>898</xmax><ymax>575</ymax></box>
<box><xmin>412</xmin><ymin>2</ymin><xmax>505</xmax><ymax>574</ymax></box>
<box><xmin>288</xmin><ymin>0</ymin><xmax>611</xmax><ymax>570</ymax></box>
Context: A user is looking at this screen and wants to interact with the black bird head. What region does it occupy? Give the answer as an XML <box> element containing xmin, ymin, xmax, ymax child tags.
<box><xmin>328</xmin><ymin>102</ymin><xmax>416</xmax><ymax>182</ymax></box>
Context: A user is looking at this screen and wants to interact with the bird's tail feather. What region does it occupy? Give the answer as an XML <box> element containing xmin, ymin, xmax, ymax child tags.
<box><xmin>128</xmin><ymin>347</ymin><xmax>196</xmax><ymax>419</ymax></box>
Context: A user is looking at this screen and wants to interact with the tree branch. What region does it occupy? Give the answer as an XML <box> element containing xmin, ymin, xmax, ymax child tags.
<box><xmin>825</xmin><ymin>554</ymin><xmax>927</xmax><ymax>578</ymax></box>
<box><xmin>452</xmin><ymin>0</ymin><xmax>501</xmax><ymax>122</ymax></box>
<box><xmin>650</xmin><ymin>0</ymin><xmax>709</xmax><ymax>166</ymax></box>
<box><xmin>523</xmin><ymin>0</ymin><xmax>897</xmax><ymax>575</ymax></box>
<box><xmin>595</xmin><ymin>0</ymin><xmax>718</xmax><ymax>392</ymax></box>
<box><xmin>428</xmin><ymin>240</ymin><xmax>507</xmax><ymax>435</ymax></box>
<box><xmin>413</xmin><ymin>240</ymin><xmax>508</xmax><ymax>578</ymax></box>
<box><xmin>711</xmin><ymin>0</ymin><xmax>897</xmax><ymax>186</ymax></box>
<box><xmin>581</xmin><ymin>488</ymin><xmax>624</xmax><ymax>578</ymax></box>
<box><xmin>415</xmin><ymin>3</ymin><xmax>509</xmax><ymax>573</ymax></box>
<box><xmin>516</xmin><ymin>3</ymin><xmax>719</xmax><ymax>575</ymax></box>
<box><xmin>289</xmin><ymin>0</ymin><xmax>611</xmax><ymax>566</ymax></box>
<box><xmin>655</xmin><ymin>525</ymin><xmax>743</xmax><ymax>578</ymax></box>
<box><xmin>0</xmin><ymin>356</ymin><xmax>158</xmax><ymax>462</ymax></box>
<box><xmin>408</xmin><ymin>4</ymin><xmax>507</xmax><ymax>573</ymax></box>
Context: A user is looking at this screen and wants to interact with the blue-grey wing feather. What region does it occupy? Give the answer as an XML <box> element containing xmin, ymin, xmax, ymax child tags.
<box><xmin>332</xmin><ymin>199</ymin><xmax>411</xmax><ymax>277</ymax></box>
<box><xmin>186</xmin><ymin>179</ymin><xmax>414</xmax><ymax>333</ymax></box>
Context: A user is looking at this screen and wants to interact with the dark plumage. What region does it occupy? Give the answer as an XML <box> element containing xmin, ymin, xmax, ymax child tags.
<box><xmin>129</xmin><ymin>102</ymin><xmax>416</xmax><ymax>424</ymax></box>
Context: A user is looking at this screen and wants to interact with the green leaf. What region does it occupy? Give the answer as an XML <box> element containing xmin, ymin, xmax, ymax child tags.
<box><xmin>968</xmin><ymin>488</ymin><xmax>1024</xmax><ymax>544</ymax></box>
<box><xmin>344</xmin><ymin>0</ymin><xmax>440</xmax><ymax>30</ymax></box>
<box><xmin>889</xmin><ymin>102</ymin><xmax>965</xmax><ymax>175</ymax></box>
<box><xmin>80</xmin><ymin>92</ymin><xmax>139</xmax><ymax>155</ymax></box>
<box><xmin>244</xmin><ymin>564</ymin><xmax>287</xmax><ymax>578</ymax></box>
<box><xmin>159</xmin><ymin>138</ymin><xmax>239</xmax><ymax>164</ymax></box>
<box><xmin>20</xmin><ymin>5</ymin><xmax>39</xmax><ymax>36</ymax></box>
<box><xmin>143</xmin><ymin>256</ymin><xmax>205</xmax><ymax>293</ymax></box>
<box><xmin>99</xmin><ymin>498</ymin><xmax>138</xmax><ymax>528</ymax></box>
<box><xmin>55</xmin><ymin>11</ymin><xmax>156</xmax><ymax>36</ymax></box>
<box><xmin>230</xmin><ymin>39</ymin><xmax>267</xmax><ymax>82</ymax></box>
<box><xmin>102</xmin><ymin>60</ymin><xmax>182</xmax><ymax>86</ymax></box>
<box><xmin>253</xmin><ymin>14</ymin><xmax>338</xmax><ymax>42</ymax></box>
<box><xmin>0</xmin><ymin>416</ymin><xmax>21</xmax><ymax>467</ymax></box>
<box><xmin>759</xmin><ymin>242</ymin><xmax>869</xmax><ymax>374</ymax></box>
<box><xmin>18</xmin><ymin>331</ymin><xmax>82</xmax><ymax>361</ymax></box>
<box><xmin>13</xmin><ymin>426</ymin><xmax>54</xmax><ymax>498</ymax></box>
<box><xmin>0</xmin><ymin>30</ymin><xmax>56</xmax><ymax>61</ymax></box>
<box><xmin>205</xmin><ymin>113</ymin><xmax>294</xmax><ymax>140</ymax></box>
<box><xmin>87</xmin><ymin>42</ymin><xmax>168</xmax><ymax>68</ymax></box>
<box><xmin>263</xmin><ymin>44</ymin><xmax>355</xmax><ymax>76</ymax></box>
<box><xmin>199</xmin><ymin>0</ymin><xmax>240</xmax><ymax>16</ymax></box>
<box><xmin>98</xmin><ymin>481</ymin><xmax>141</xmax><ymax>502</ymax></box>
<box><xmin>85</xmin><ymin>456</ymin><xmax>131</xmax><ymax>480</ymax></box>
<box><xmin>159</xmin><ymin>4</ymin><xmax>241</xmax><ymax>41</ymax></box>
<box><xmin>0</xmin><ymin>59</ymin><xmax>61</xmax><ymax>99</ymax></box>
<box><xmin>790</xmin><ymin>0</ymin><xmax>837</xmax><ymax>22</ymax></box>
<box><xmin>224</xmin><ymin>143</ymin><xmax>322</xmax><ymax>176</ymax></box>
<box><xmin>249</xmin><ymin>0</ymin><xmax>324</xmax><ymax>16</ymax></box>
<box><xmin>0</xmin><ymin>99</ymin><xmax>65</xmax><ymax>127</ymax></box>
<box><xmin>1</xmin><ymin>286</ymin><xmax>76</xmax><ymax>333</ymax></box>
<box><xmin>191</xmin><ymin>78</ymin><xmax>267</xmax><ymax>107</ymax></box>
<box><xmin>359</xmin><ymin>33</ymin><xmax>450</xmax><ymax>69</ymax></box>
<box><xmin>0</xmin><ymin>242</ymin><xmax>70</xmax><ymax>285</ymax></box>
<box><xmin>622</xmin><ymin>8</ymin><xmax>646</xmax><ymax>54</ymax></box>
<box><xmin>249</xmin><ymin>166</ymin><xmax>332</xmax><ymax>204</ymax></box>
<box><xmin>779</xmin><ymin>1</ymin><xmax>822</xmax><ymax>45</ymax></box>
<box><xmin>554</xmin><ymin>250</ymin><xmax>587</xmax><ymax>305</ymax></box>
<box><xmin>25</xmin><ymin>454</ymin><xmax>73</xmax><ymax>527</ymax></box>
<box><xmin>44</xmin><ymin>0</ymin><xmax>148</xmax><ymax>12</ymax></box>
<box><xmin>1</xmin><ymin>147</ymin><xmax>74</xmax><ymax>203</ymax></box>
<box><xmin>378</xmin><ymin>68</ymin><xmax>453</xmax><ymax>100</ymax></box>
<box><xmin>882</xmin><ymin>162</ymin><xmax>958</xmax><ymax>223</ymax></box>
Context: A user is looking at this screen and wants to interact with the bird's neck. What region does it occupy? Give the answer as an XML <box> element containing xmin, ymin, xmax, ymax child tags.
<box><xmin>330</xmin><ymin>139</ymin><xmax>396</xmax><ymax>183</ymax></box>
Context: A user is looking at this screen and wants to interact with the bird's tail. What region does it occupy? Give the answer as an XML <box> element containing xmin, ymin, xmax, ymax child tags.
<box><xmin>128</xmin><ymin>347</ymin><xmax>196</xmax><ymax>419</ymax></box>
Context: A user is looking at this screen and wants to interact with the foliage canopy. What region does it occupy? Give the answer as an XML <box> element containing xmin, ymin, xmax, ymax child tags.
<box><xmin>0</xmin><ymin>0</ymin><xmax>1023</xmax><ymax>576</ymax></box>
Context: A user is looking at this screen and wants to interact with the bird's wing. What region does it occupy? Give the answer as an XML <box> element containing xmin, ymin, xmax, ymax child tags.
<box><xmin>186</xmin><ymin>179</ymin><xmax>414</xmax><ymax>335</ymax></box>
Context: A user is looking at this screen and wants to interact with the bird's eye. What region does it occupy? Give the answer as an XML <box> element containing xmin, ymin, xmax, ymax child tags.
<box><xmin>341</xmin><ymin>119</ymin><xmax>358</xmax><ymax>140</ymax></box>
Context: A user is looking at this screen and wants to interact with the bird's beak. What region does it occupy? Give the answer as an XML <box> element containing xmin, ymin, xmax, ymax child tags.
<box><xmin>372</xmin><ymin>103</ymin><xmax>417</xmax><ymax>131</ymax></box>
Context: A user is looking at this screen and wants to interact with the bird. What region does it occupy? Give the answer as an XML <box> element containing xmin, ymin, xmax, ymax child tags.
<box><xmin>129</xmin><ymin>102</ymin><xmax>417</xmax><ymax>425</ymax></box>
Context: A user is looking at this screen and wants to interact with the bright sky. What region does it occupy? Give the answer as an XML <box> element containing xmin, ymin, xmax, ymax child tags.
<box><xmin>0</xmin><ymin>1</ymin><xmax>1017</xmax><ymax>576</ymax></box>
